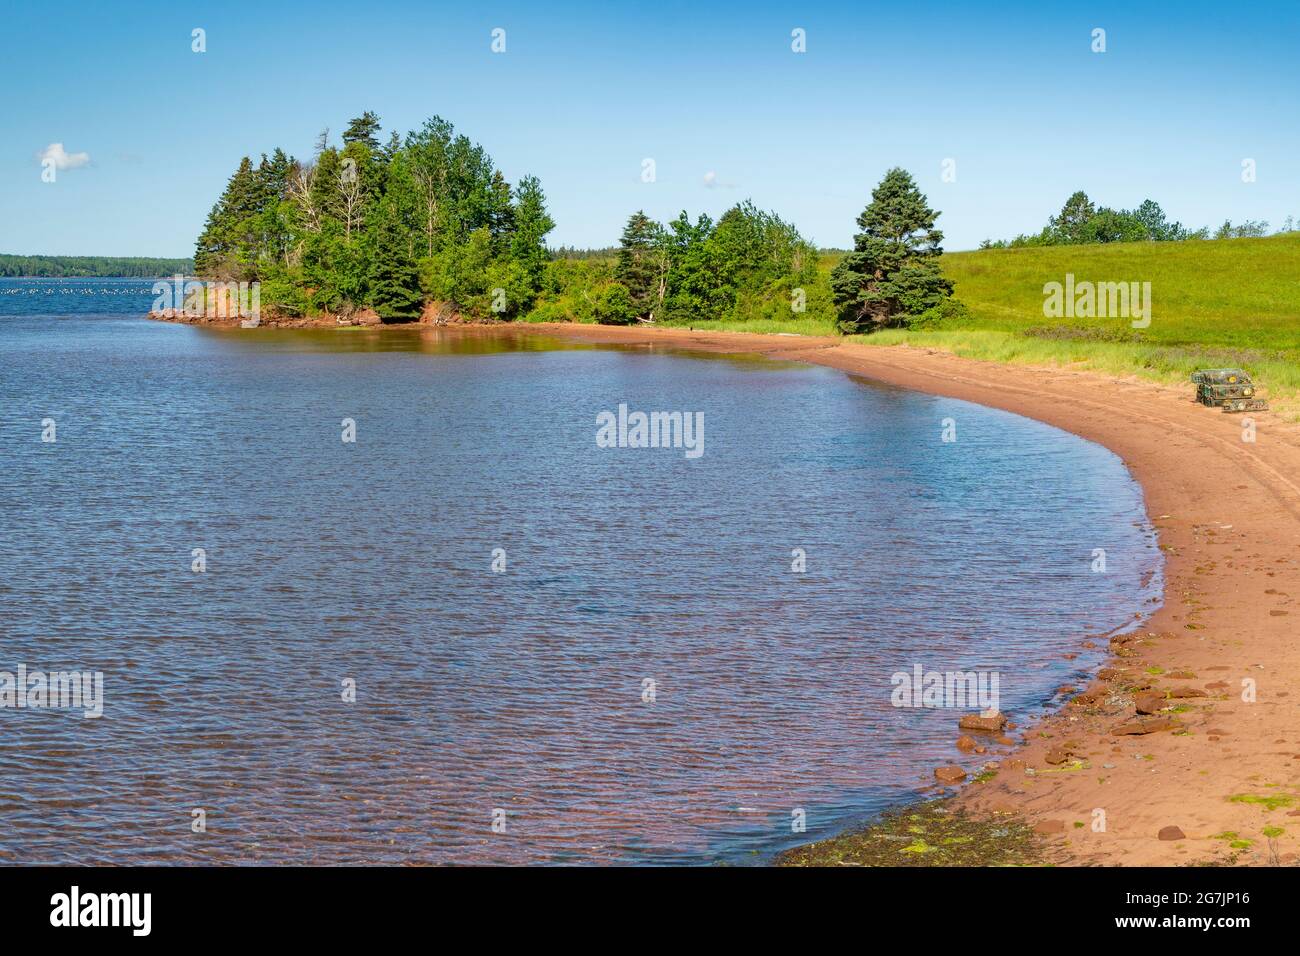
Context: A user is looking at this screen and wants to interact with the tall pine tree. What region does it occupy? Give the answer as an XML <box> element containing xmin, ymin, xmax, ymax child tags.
<box><xmin>509</xmin><ymin>176</ymin><xmax>554</xmax><ymax>291</ymax></box>
<box><xmin>615</xmin><ymin>211</ymin><xmax>667</xmax><ymax>321</ymax></box>
<box><xmin>366</xmin><ymin>197</ymin><xmax>421</xmax><ymax>318</ymax></box>
<box><xmin>830</xmin><ymin>168</ymin><xmax>953</xmax><ymax>333</ymax></box>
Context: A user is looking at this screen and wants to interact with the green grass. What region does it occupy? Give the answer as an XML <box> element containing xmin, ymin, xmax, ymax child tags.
<box><xmin>540</xmin><ymin>235</ymin><xmax>1300</xmax><ymax>415</ymax></box>
<box><xmin>658</xmin><ymin>314</ymin><xmax>839</xmax><ymax>336</ymax></box>
<box><xmin>851</xmin><ymin>234</ymin><xmax>1300</xmax><ymax>418</ymax></box>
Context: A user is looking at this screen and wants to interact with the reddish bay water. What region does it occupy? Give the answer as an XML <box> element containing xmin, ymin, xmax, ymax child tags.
<box><xmin>0</xmin><ymin>280</ymin><xmax>1161</xmax><ymax>864</ymax></box>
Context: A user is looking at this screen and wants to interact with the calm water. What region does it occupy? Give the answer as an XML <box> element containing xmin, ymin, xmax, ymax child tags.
<box><xmin>0</xmin><ymin>278</ymin><xmax>1161</xmax><ymax>864</ymax></box>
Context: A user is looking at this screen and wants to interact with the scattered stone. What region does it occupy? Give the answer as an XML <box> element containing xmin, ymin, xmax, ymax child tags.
<box><xmin>1168</xmin><ymin>686</ymin><xmax>1208</xmax><ymax>698</ymax></box>
<box><xmin>1112</xmin><ymin>716</ymin><xmax>1181</xmax><ymax>736</ymax></box>
<box><xmin>959</xmin><ymin>713</ymin><xmax>1007</xmax><ymax>733</ymax></box>
<box><xmin>994</xmin><ymin>735</ymin><xmax>1015</xmax><ymax>746</ymax></box>
<box><xmin>956</xmin><ymin>735</ymin><xmax>977</xmax><ymax>752</ymax></box>
<box><xmin>1045</xmin><ymin>748</ymin><xmax>1070</xmax><ymax>765</ymax></box>
<box><xmin>1135</xmin><ymin>691</ymin><xmax>1166</xmax><ymax>714</ymax></box>
<box><xmin>934</xmin><ymin>765</ymin><xmax>967</xmax><ymax>784</ymax></box>
<box><xmin>1158</xmin><ymin>825</ymin><xmax>1186</xmax><ymax>841</ymax></box>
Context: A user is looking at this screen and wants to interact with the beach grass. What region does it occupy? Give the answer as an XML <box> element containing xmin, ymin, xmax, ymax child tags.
<box><xmin>851</xmin><ymin>234</ymin><xmax>1300</xmax><ymax>418</ymax></box>
<box><xmin>659</xmin><ymin>314</ymin><xmax>840</xmax><ymax>336</ymax></box>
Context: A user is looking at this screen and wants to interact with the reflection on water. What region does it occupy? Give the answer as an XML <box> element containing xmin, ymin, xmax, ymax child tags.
<box><xmin>0</xmin><ymin>280</ymin><xmax>1160</xmax><ymax>864</ymax></box>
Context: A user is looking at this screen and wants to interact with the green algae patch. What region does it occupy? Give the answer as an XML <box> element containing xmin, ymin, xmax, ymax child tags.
<box><xmin>1228</xmin><ymin>793</ymin><xmax>1295</xmax><ymax>811</ymax></box>
<box><xmin>777</xmin><ymin>800</ymin><xmax>1045</xmax><ymax>867</ymax></box>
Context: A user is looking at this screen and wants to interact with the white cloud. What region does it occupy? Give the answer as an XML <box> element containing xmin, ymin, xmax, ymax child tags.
<box><xmin>702</xmin><ymin>170</ymin><xmax>734</xmax><ymax>189</ymax></box>
<box><xmin>37</xmin><ymin>143</ymin><xmax>91</xmax><ymax>170</ymax></box>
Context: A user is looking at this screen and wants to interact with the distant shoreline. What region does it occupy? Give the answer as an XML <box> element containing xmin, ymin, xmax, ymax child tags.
<box><xmin>0</xmin><ymin>254</ymin><xmax>192</xmax><ymax>279</ymax></box>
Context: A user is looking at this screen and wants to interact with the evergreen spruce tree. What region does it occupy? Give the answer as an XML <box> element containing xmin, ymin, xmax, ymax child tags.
<box><xmin>194</xmin><ymin>156</ymin><xmax>257</xmax><ymax>279</ymax></box>
<box><xmin>829</xmin><ymin>168</ymin><xmax>953</xmax><ymax>333</ymax></box>
<box><xmin>193</xmin><ymin>201</ymin><xmax>227</xmax><ymax>278</ymax></box>
<box><xmin>486</xmin><ymin>170</ymin><xmax>516</xmax><ymax>256</ymax></box>
<box><xmin>615</xmin><ymin>211</ymin><xmax>667</xmax><ymax>320</ymax></box>
<box><xmin>366</xmin><ymin>197</ymin><xmax>422</xmax><ymax>319</ymax></box>
<box><xmin>509</xmin><ymin>176</ymin><xmax>554</xmax><ymax>290</ymax></box>
<box><xmin>342</xmin><ymin>111</ymin><xmax>383</xmax><ymax>151</ymax></box>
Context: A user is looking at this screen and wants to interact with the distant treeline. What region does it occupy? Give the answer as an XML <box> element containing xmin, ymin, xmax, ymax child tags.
<box><xmin>981</xmin><ymin>191</ymin><xmax>1297</xmax><ymax>249</ymax></box>
<box><xmin>549</xmin><ymin>246</ymin><xmax>618</xmax><ymax>260</ymax></box>
<box><xmin>0</xmin><ymin>254</ymin><xmax>193</xmax><ymax>278</ymax></box>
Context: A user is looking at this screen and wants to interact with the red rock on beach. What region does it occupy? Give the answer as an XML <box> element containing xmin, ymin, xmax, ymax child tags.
<box><xmin>1111</xmin><ymin>716</ymin><xmax>1181</xmax><ymax>735</ymax></box>
<box><xmin>934</xmin><ymin>765</ymin><xmax>967</xmax><ymax>784</ymax></box>
<box><xmin>958</xmin><ymin>713</ymin><xmax>1007</xmax><ymax>733</ymax></box>
<box><xmin>1135</xmin><ymin>691</ymin><xmax>1166</xmax><ymax>715</ymax></box>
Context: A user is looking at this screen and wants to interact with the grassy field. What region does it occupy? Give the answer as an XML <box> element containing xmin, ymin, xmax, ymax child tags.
<box><xmin>858</xmin><ymin>234</ymin><xmax>1300</xmax><ymax>418</ymax></box>
<box><xmin>540</xmin><ymin>236</ymin><xmax>1300</xmax><ymax>415</ymax></box>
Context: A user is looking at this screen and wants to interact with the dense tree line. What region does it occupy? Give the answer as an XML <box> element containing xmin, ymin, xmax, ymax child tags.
<box><xmin>540</xmin><ymin>201</ymin><xmax>825</xmax><ymax>326</ymax></box>
<box><xmin>0</xmin><ymin>254</ymin><xmax>192</xmax><ymax>277</ymax></box>
<box><xmin>194</xmin><ymin>112</ymin><xmax>553</xmax><ymax>320</ymax></box>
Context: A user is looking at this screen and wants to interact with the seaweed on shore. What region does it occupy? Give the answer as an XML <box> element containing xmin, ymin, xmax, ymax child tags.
<box><xmin>777</xmin><ymin>800</ymin><xmax>1046</xmax><ymax>867</ymax></box>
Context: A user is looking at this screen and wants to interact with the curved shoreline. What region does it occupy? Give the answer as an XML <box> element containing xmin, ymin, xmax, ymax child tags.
<box><xmin>154</xmin><ymin>312</ymin><xmax>1300</xmax><ymax>864</ymax></box>
<box><xmin>522</xmin><ymin>323</ymin><xmax>1300</xmax><ymax>866</ymax></box>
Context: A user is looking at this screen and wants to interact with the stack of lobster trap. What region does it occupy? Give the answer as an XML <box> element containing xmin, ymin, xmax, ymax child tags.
<box><xmin>1191</xmin><ymin>369</ymin><xmax>1269</xmax><ymax>413</ymax></box>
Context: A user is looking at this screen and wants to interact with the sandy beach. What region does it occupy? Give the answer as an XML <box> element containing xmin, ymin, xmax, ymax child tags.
<box><xmin>527</xmin><ymin>322</ymin><xmax>1300</xmax><ymax>866</ymax></box>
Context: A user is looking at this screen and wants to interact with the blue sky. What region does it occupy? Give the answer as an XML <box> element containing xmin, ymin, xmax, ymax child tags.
<box><xmin>1</xmin><ymin>0</ymin><xmax>1296</xmax><ymax>255</ymax></box>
